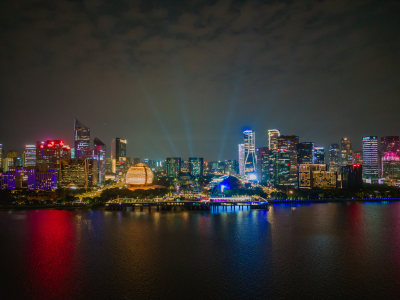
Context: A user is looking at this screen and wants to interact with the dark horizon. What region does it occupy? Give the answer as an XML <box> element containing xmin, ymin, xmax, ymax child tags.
<box><xmin>1</xmin><ymin>0</ymin><xmax>399</xmax><ymax>160</ymax></box>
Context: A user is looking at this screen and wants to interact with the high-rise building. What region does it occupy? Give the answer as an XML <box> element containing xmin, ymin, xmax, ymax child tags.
<box><xmin>329</xmin><ymin>144</ymin><xmax>340</xmax><ymax>172</ymax></box>
<box><xmin>23</xmin><ymin>144</ymin><xmax>36</xmax><ymax>167</ymax></box>
<box><xmin>271</xmin><ymin>149</ymin><xmax>292</xmax><ymax>187</ymax></box>
<box><xmin>238</xmin><ymin>143</ymin><xmax>245</xmax><ymax>176</ymax></box>
<box><xmin>165</xmin><ymin>157</ymin><xmax>181</xmax><ymax>178</ymax></box>
<box><xmin>340</xmin><ymin>137</ymin><xmax>353</xmax><ymax>167</ymax></box>
<box><xmin>313</xmin><ymin>147</ymin><xmax>325</xmax><ymax>164</ymax></box>
<box><xmin>267</xmin><ymin>129</ymin><xmax>280</xmax><ymax>150</ymax></box>
<box><xmin>59</xmin><ymin>159</ymin><xmax>94</xmax><ymax>189</ymax></box>
<box><xmin>92</xmin><ymin>137</ymin><xmax>106</xmax><ymax>185</ymax></box>
<box><xmin>36</xmin><ymin>140</ymin><xmax>71</xmax><ymax>171</ymax></box>
<box><xmin>362</xmin><ymin>136</ymin><xmax>379</xmax><ymax>181</ymax></box>
<box><xmin>189</xmin><ymin>157</ymin><xmax>204</xmax><ymax>178</ymax></box>
<box><xmin>111</xmin><ymin>138</ymin><xmax>127</xmax><ymax>174</ymax></box>
<box><xmin>381</xmin><ymin>136</ymin><xmax>400</xmax><ymax>155</ymax></box>
<box><xmin>297</xmin><ymin>142</ymin><xmax>314</xmax><ymax>165</ymax></box>
<box><xmin>277</xmin><ymin>135</ymin><xmax>299</xmax><ymax>186</ymax></box>
<box><xmin>340</xmin><ymin>164</ymin><xmax>362</xmax><ymax>189</ymax></box>
<box><xmin>74</xmin><ymin>119</ymin><xmax>90</xmax><ymax>159</ymax></box>
<box><xmin>256</xmin><ymin>147</ymin><xmax>269</xmax><ymax>182</ymax></box>
<box><xmin>381</xmin><ymin>152</ymin><xmax>400</xmax><ymax>185</ymax></box>
<box><xmin>243</xmin><ymin>130</ymin><xmax>257</xmax><ymax>180</ymax></box>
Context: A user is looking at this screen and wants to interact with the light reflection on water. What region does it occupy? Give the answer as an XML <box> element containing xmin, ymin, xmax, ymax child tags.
<box><xmin>1</xmin><ymin>203</ymin><xmax>400</xmax><ymax>299</ymax></box>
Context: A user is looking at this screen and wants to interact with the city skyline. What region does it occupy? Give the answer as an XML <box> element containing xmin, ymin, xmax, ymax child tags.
<box><xmin>1</xmin><ymin>1</ymin><xmax>399</xmax><ymax>159</ymax></box>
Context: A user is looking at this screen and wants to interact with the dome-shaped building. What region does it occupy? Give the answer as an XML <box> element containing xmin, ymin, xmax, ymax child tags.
<box><xmin>126</xmin><ymin>163</ymin><xmax>154</xmax><ymax>187</ymax></box>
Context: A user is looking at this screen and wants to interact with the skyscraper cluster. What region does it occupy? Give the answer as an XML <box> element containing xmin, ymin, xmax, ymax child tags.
<box><xmin>0</xmin><ymin>119</ymin><xmax>107</xmax><ymax>190</ymax></box>
<box><xmin>1</xmin><ymin>123</ymin><xmax>400</xmax><ymax>192</ymax></box>
<box><xmin>239</xmin><ymin>129</ymin><xmax>400</xmax><ymax>188</ymax></box>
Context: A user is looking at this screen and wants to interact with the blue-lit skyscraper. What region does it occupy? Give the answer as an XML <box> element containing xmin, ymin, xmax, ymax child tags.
<box><xmin>243</xmin><ymin>130</ymin><xmax>257</xmax><ymax>181</ymax></box>
<box><xmin>313</xmin><ymin>147</ymin><xmax>325</xmax><ymax>164</ymax></box>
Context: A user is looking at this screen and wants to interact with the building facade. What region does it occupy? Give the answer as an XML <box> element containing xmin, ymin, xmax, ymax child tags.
<box><xmin>165</xmin><ymin>157</ymin><xmax>181</xmax><ymax>178</ymax></box>
<box><xmin>267</xmin><ymin>129</ymin><xmax>280</xmax><ymax>150</ymax></box>
<box><xmin>188</xmin><ymin>157</ymin><xmax>204</xmax><ymax>178</ymax></box>
<box><xmin>313</xmin><ymin>147</ymin><xmax>325</xmax><ymax>164</ymax></box>
<box><xmin>362</xmin><ymin>136</ymin><xmax>379</xmax><ymax>181</ymax></box>
<box><xmin>297</xmin><ymin>142</ymin><xmax>314</xmax><ymax>165</ymax></box>
<box><xmin>74</xmin><ymin>119</ymin><xmax>90</xmax><ymax>159</ymax></box>
<box><xmin>23</xmin><ymin>144</ymin><xmax>36</xmax><ymax>167</ymax></box>
<box><xmin>340</xmin><ymin>137</ymin><xmax>353</xmax><ymax>167</ymax></box>
<box><xmin>111</xmin><ymin>138</ymin><xmax>127</xmax><ymax>174</ymax></box>
<box><xmin>243</xmin><ymin>130</ymin><xmax>257</xmax><ymax>180</ymax></box>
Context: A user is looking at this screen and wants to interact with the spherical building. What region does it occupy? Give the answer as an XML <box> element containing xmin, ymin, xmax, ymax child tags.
<box><xmin>126</xmin><ymin>163</ymin><xmax>154</xmax><ymax>186</ymax></box>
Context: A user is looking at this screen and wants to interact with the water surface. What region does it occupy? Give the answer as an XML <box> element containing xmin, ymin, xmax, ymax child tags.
<box><xmin>1</xmin><ymin>202</ymin><xmax>400</xmax><ymax>299</ymax></box>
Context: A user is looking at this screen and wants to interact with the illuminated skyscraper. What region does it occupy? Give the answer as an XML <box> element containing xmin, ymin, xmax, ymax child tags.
<box><xmin>329</xmin><ymin>144</ymin><xmax>340</xmax><ymax>172</ymax></box>
<box><xmin>340</xmin><ymin>137</ymin><xmax>353</xmax><ymax>166</ymax></box>
<box><xmin>362</xmin><ymin>136</ymin><xmax>379</xmax><ymax>181</ymax></box>
<box><xmin>111</xmin><ymin>138</ymin><xmax>127</xmax><ymax>174</ymax></box>
<box><xmin>74</xmin><ymin>119</ymin><xmax>90</xmax><ymax>159</ymax></box>
<box><xmin>297</xmin><ymin>142</ymin><xmax>314</xmax><ymax>165</ymax></box>
<box><xmin>256</xmin><ymin>147</ymin><xmax>269</xmax><ymax>182</ymax></box>
<box><xmin>277</xmin><ymin>135</ymin><xmax>299</xmax><ymax>186</ymax></box>
<box><xmin>23</xmin><ymin>144</ymin><xmax>36</xmax><ymax>167</ymax></box>
<box><xmin>243</xmin><ymin>130</ymin><xmax>257</xmax><ymax>180</ymax></box>
<box><xmin>238</xmin><ymin>143</ymin><xmax>245</xmax><ymax>176</ymax></box>
<box><xmin>313</xmin><ymin>147</ymin><xmax>325</xmax><ymax>164</ymax></box>
<box><xmin>36</xmin><ymin>140</ymin><xmax>71</xmax><ymax>171</ymax></box>
<box><xmin>166</xmin><ymin>157</ymin><xmax>181</xmax><ymax>178</ymax></box>
<box><xmin>189</xmin><ymin>157</ymin><xmax>204</xmax><ymax>178</ymax></box>
<box><xmin>270</xmin><ymin>149</ymin><xmax>292</xmax><ymax>187</ymax></box>
<box><xmin>92</xmin><ymin>137</ymin><xmax>106</xmax><ymax>185</ymax></box>
<box><xmin>267</xmin><ymin>129</ymin><xmax>280</xmax><ymax>150</ymax></box>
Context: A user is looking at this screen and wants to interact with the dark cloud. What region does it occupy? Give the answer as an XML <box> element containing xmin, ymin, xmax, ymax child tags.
<box><xmin>1</xmin><ymin>0</ymin><xmax>399</xmax><ymax>159</ymax></box>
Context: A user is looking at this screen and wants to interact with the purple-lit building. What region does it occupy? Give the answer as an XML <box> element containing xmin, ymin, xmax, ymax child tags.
<box><xmin>1</xmin><ymin>167</ymin><xmax>57</xmax><ymax>190</ymax></box>
<box><xmin>0</xmin><ymin>173</ymin><xmax>16</xmax><ymax>190</ymax></box>
<box><xmin>33</xmin><ymin>170</ymin><xmax>58</xmax><ymax>190</ymax></box>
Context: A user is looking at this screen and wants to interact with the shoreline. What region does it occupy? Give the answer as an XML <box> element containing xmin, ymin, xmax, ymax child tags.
<box><xmin>1</xmin><ymin>197</ymin><xmax>400</xmax><ymax>211</ymax></box>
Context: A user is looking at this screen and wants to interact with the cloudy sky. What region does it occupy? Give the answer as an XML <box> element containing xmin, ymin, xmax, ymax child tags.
<box><xmin>1</xmin><ymin>0</ymin><xmax>399</xmax><ymax>160</ymax></box>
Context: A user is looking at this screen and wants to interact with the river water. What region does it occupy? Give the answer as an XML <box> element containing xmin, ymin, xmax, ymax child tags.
<box><xmin>1</xmin><ymin>202</ymin><xmax>400</xmax><ymax>299</ymax></box>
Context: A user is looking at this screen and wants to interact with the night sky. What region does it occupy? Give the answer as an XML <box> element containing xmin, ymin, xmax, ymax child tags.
<box><xmin>1</xmin><ymin>0</ymin><xmax>399</xmax><ymax>160</ymax></box>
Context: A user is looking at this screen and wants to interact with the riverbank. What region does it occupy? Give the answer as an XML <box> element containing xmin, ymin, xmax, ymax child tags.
<box><xmin>2</xmin><ymin>197</ymin><xmax>400</xmax><ymax>210</ymax></box>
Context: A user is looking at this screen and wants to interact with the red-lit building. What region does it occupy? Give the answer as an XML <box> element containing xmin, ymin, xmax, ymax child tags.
<box><xmin>36</xmin><ymin>140</ymin><xmax>71</xmax><ymax>171</ymax></box>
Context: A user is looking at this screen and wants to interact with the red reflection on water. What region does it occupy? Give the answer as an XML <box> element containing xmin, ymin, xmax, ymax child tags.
<box><xmin>346</xmin><ymin>203</ymin><xmax>365</xmax><ymax>250</ymax></box>
<box><xmin>25</xmin><ymin>210</ymin><xmax>78</xmax><ymax>299</ymax></box>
